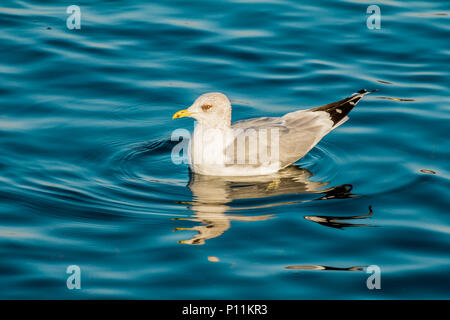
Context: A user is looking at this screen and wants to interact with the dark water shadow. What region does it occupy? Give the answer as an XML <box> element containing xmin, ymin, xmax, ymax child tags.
<box><xmin>285</xmin><ymin>265</ymin><xmax>365</xmax><ymax>271</ymax></box>
<box><xmin>304</xmin><ymin>205</ymin><xmax>375</xmax><ymax>229</ymax></box>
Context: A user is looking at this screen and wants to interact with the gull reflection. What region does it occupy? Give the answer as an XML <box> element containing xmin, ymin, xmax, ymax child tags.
<box><xmin>174</xmin><ymin>166</ymin><xmax>359</xmax><ymax>245</ymax></box>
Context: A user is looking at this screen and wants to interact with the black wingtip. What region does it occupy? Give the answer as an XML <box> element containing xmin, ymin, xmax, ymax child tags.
<box><xmin>354</xmin><ymin>89</ymin><xmax>378</xmax><ymax>95</ymax></box>
<box><xmin>312</xmin><ymin>89</ymin><xmax>377</xmax><ymax>126</ymax></box>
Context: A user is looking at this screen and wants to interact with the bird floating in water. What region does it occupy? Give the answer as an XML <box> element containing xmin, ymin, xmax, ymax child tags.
<box><xmin>173</xmin><ymin>89</ymin><xmax>375</xmax><ymax>176</ymax></box>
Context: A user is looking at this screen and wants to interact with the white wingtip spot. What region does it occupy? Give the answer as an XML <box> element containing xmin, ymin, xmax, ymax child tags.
<box><xmin>336</xmin><ymin>108</ymin><xmax>342</xmax><ymax>113</ymax></box>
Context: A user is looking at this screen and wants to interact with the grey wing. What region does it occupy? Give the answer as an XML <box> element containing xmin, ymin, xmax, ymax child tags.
<box><xmin>228</xmin><ymin>113</ymin><xmax>334</xmax><ymax>168</ymax></box>
<box><xmin>231</xmin><ymin>116</ymin><xmax>287</xmax><ymax>130</ymax></box>
<box><xmin>228</xmin><ymin>89</ymin><xmax>375</xmax><ymax>168</ymax></box>
<box><xmin>275</xmin><ymin>89</ymin><xmax>376</xmax><ymax>167</ymax></box>
<box><xmin>277</xmin><ymin>110</ymin><xmax>335</xmax><ymax>168</ymax></box>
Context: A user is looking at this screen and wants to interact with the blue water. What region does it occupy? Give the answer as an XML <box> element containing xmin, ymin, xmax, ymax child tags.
<box><xmin>0</xmin><ymin>0</ymin><xmax>449</xmax><ymax>299</ymax></box>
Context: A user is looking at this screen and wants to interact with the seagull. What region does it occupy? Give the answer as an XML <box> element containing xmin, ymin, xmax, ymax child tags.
<box><xmin>173</xmin><ymin>89</ymin><xmax>375</xmax><ymax>176</ymax></box>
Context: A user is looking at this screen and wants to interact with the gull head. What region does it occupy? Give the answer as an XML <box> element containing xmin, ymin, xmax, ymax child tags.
<box><xmin>172</xmin><ymin>92</ymin><xmax>231</xmax><ymax>128</ymax></box>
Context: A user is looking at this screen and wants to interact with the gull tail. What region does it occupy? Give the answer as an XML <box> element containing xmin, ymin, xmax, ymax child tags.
<box><xmin>312</xmin><ymin>89</ymin><xmax>377</xmax><ymax>126</ymax></box>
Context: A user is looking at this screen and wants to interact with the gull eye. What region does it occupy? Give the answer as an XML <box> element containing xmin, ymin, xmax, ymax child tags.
<box><xmin>201</xmin><ymin>104</ymin><xmax>212</xmax><ymax>111</ymax></box>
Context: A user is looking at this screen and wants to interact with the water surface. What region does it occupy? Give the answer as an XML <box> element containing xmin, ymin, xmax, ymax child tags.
<box><xmin>0</xmin><ymin>0</ymin><xmax>449</xmax><ymax>299</ymax></box>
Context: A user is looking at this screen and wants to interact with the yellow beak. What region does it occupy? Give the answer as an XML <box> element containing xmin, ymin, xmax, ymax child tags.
<box><xmin>172</xmin><ymin>109</ymin><xmax>192</xmax><ymax>119</ymax></box>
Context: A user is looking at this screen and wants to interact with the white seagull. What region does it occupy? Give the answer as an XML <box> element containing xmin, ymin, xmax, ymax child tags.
<box><xmin>173</xmin><ymin>89</ymin><xmax>375</xmax><ymax>176</ymax></box>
